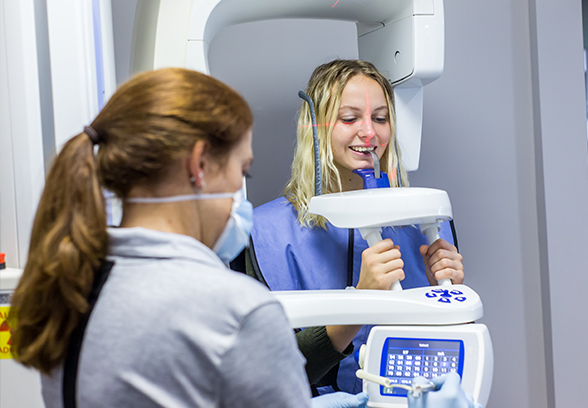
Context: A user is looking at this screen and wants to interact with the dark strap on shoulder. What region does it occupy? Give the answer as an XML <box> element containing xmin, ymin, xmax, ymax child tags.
<box><xmin>62</xmin><ymin>260</ymin><xmax>114</xmax><ymax>408</ymax></box>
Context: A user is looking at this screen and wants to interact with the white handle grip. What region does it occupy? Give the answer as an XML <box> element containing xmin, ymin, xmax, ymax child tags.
<box><xmin>356</xmin><ymin>369</ymin><xmax>391</xmax><ymax>387</ymax></box>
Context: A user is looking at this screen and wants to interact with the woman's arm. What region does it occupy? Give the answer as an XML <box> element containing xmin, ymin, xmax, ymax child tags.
<box><xmin>299</xmin><ymin>326</ymin><xmax>353</xmax><ymax>385</ymax></box>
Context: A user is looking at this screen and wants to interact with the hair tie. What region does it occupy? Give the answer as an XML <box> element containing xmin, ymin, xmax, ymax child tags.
<box><xmin>84</xmin><ymin>125</ymin><xmax>102</xmax><ymax>145</ymax></box>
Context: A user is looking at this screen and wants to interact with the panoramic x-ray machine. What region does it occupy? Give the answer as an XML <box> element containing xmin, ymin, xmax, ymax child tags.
<box><xmin>132</xmin><ymin>0</ymin><xmax>444</xmax><ymax>171</ymax></box>
<box><xmin>130</xmin><ymin>0</ymin><xmax>493</xmax><ymax>406</ymax></box>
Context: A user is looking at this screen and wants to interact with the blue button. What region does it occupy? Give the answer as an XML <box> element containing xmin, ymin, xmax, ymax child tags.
<box><xmin>426</xmin><ymin>292</ymin><xmax>438</xmax><ymax>298</ymax></box>
<box><xmin>438</xmin><ymin>298</ymin><xmax>451</xmax><ymax>303</ymax></box>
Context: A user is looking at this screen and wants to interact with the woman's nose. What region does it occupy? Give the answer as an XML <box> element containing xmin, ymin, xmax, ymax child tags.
<box><xmin>357</xmin><ymin>117</ymin><xmax>375</xmax><ymax>142</ymax></box>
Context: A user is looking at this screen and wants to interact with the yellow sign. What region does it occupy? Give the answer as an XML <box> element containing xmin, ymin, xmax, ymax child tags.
<box><xmin>0</xmin><ymin>306</ymin><xmax>13</xmax><ymax>359</ymax></box>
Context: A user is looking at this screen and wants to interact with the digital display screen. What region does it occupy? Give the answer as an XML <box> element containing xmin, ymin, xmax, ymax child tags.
<box><xmin>379</xmin><ymin>337</ymin><xmax>464</xmax><ymax>397</ymax></box>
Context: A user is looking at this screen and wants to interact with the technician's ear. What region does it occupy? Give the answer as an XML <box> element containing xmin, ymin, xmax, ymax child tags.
<box><xmin>187</xmin><ymin>140</ymin><xmax>208</xmax><ymax>187</ymax></box>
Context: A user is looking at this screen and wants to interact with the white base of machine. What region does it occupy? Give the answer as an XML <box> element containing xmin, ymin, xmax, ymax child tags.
<box><xmin>360</xmin><ymin>325</ymin><xmax>493</xmax><ymax>408</ymax></box>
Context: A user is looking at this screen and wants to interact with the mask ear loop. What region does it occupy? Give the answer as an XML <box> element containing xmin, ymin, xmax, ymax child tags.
<box><xmin>298</xmin><ymin>91</ymin><xmax>322</xmax><ymax>196</ymax></box>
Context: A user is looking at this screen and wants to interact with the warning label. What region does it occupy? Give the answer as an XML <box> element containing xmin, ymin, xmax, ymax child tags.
<box><xmin>0</xmin><ymin>306</ymin><xmax>13</xmax><ymax>359</ymax></box>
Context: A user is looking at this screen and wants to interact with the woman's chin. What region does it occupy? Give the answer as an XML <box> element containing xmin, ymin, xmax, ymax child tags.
<box><xmin>349</xmin><ymin>161</ymin><xmax>373</xmax><ymax>170</ymax></box>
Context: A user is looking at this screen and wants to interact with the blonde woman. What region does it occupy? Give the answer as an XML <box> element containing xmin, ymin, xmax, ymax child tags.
<box><xmin>241</xmin><ymin>60</ymin><xmax>465</xmax><ymax>395</ymax></box>
<box><xmin>9</xmin><ymin>68</ymin><xmax>371</xmax><ymax>408</ymax></box>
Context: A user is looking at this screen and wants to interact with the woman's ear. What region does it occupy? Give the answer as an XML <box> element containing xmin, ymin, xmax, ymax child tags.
<box><xmin>188</xmin><ymin>140</ymin><xmax>208</xmax><ymax>189</ymax></box>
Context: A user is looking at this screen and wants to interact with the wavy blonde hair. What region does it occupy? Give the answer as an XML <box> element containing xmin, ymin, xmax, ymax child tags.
<box><xmin>284</xmin><ymin>60</ymin><xmax>409</xmax><ymax>228</ymax></box>
<box><xmin>9</xmin><ymin>68</ymin><xmax>253</xmax><ymax>374</ymax></box>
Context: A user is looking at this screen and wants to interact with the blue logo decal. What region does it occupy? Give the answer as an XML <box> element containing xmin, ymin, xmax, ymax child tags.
<box><xmin>424</xmin><ymin>289</ymin><xmax>467</xmax><ymax>304</ymax></box>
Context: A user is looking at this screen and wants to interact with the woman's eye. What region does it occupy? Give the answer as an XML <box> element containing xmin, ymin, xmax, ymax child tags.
<box><xmin>341</xmin><ymin>117</ymin><xmax>356</xmax><ymax>124</ymax></box>
<box><xmin>373</xmin><ymin>117</ymin><xmax>388</xmax><ymax>124</ymax></box>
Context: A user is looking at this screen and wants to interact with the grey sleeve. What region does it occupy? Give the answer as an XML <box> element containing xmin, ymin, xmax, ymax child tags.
<box><xmin>245</xmin><ymin>245</ymin><xmax>352</xmax><ymax>385</ymax></box>
<box><xmin>218</xmin><ymin>302</ymin><xmax>312</xmax><ymax>408</ymax></box>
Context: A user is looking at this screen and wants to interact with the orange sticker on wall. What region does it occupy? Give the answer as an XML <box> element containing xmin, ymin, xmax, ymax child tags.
<box><xmin>0</xmin><ymin>306</ymin><xmax>13</xmax><ymax>359</ymax></box>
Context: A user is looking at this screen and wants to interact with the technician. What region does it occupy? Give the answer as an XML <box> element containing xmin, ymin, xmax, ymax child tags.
<box><xmin>239</xmin><ymin>60</ymin><xmax>465</xmax><ymax>394</ymax></box>
<box><xmin>8</xmin><ymin>68</ymin><xmax>369</xmax><ymax>408</ymax></box>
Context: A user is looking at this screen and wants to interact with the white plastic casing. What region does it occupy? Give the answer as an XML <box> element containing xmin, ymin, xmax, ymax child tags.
<box><xmin>308</xmin><ymin>187</ymin><xmax>452</xmax><ymax>229</ymax></box>
<box><xmin>361</xmin><ymin>325</ymin><xmax>493</xmax><ymax>408</ymax></box>
<box><xmin>272</xmin><ymin>285</ymin><xmax>482</xmax><ymax>330</ymax></box>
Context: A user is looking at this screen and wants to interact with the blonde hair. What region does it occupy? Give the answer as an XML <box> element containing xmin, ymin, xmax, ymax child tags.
<box><xmin>9</xmin><ymin>68</ymin><xmax>253</xmax><ymax>374</ymax></box>
<box><xmin>284</xmin><ymin>60</ymin><xmax>409</xmax><ymax>228</ymax></box>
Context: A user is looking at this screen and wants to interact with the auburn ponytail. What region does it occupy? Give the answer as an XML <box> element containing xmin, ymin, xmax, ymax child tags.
<box><xmin>9</xmin><ymin>132</ymin><xmax>107</xmax><ymax>374</ymax></box>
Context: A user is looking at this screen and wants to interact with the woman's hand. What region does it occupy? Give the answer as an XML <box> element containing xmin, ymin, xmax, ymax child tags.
<box><xmin>419</xmin><ymin>239</ymin><xmax>464</xmax><ymax>285</ymax></box>
<box><xmin>356</xmin><ymin>239</ymin><xmax>405</xmax><ymax>290</ymax></box>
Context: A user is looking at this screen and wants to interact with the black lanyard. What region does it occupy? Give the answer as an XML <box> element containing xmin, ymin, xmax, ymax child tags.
<box><xmin>62</xmin><ymin>261</ymin><xmax>114</xmax><ymax>408</ymax></box>
<box><xmin>347</xmin><ymin>229</ymin><xmax>354</xmax><ymax>287</ymax></box>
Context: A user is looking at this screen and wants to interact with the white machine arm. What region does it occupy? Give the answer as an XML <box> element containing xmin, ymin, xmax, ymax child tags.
<box><xmin>272</xmin><ymin>284</ymin><xmax>481</xmax><ymax>328</ymax></box>
<box><xmin>131</xmin><ymin>0</ymin><xmax>445</xmax><ymax>171</ymax></box>
<box><xmin>309</xmin><ymin>187</ymin><xmax>454</xmax><ymax>290</ymax></box>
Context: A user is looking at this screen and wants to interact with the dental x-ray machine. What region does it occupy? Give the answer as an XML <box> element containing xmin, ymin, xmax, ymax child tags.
<box><xmin>129</xmin><ymin>0</ymin><xmax>493</xmax><ymax>406</ymax></box>
<box><xmin>132</xmin><ymin>0</ymin><xmax>444</xmax><ymax>171</ymax></box>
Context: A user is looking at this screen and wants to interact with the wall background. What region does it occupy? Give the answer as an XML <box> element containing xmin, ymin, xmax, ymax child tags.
<box><xmin>111</xmin><ymin>1</ymin><xmax>588</xmax><ymax>407</ymax></box>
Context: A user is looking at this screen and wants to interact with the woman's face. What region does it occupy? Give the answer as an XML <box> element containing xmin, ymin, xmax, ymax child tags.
<box><xmin>330</xmin><ymin>75</ymin><xmax>391</xmax><ymax>175</ymax></box>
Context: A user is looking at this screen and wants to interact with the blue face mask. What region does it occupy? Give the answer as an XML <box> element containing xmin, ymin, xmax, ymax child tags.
<box><xmin>211</xmin><ymin>189</ymin><xmax>253</xmax><ymax>264</ymax></box>
<box><xmin>126</xmin><ymin>189</ymin><xmax>253</xmax><ymax>264</ymax></box>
